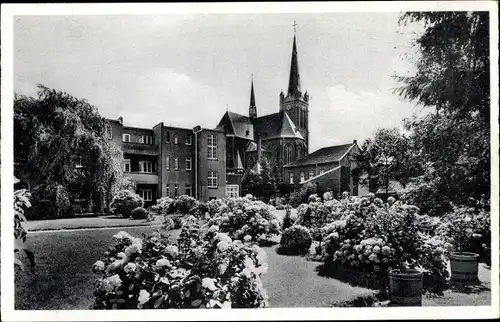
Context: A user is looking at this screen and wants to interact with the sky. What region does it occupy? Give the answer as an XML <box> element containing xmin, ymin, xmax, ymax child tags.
<box><xmin>14</xmin><ymin>13</ymin><xmax>424</xmax><ymax>152</ymax></box>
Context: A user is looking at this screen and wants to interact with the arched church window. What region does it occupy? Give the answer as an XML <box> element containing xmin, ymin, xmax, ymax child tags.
<box><xmin>284</xmin><ymin>144</ymin><xmax>293</xmax><ymax>165</ymax></box>
<box><xmin>297</xmin><ymin>145</ymin><xmax>303</xmax><ymax>160</ymax></box>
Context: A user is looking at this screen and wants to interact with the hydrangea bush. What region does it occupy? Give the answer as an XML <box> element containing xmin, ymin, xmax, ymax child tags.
<box><xmin>110</xmin><ymin>190</ymin><xmax>144</xmax><ymax>218</ymax></box>
<box><xmin>321</xmin><ymin>193</ymin><xmax>449</xmax><ymax>291</ymax></box>
<box><xmin>278</xmin><ymin>225</ymin><xmax>313</xmax><ymax>255</ymax></box>
<box><xmin>131</xmin><ymin>207</ymin><xmax>149</xmax><ymax>220</ymax></box>
<box><xmin>92</xmin><ymin>218</ymin><xmax>269</xmax><ymax>309</ymax></box>
<box><xmin>206</xmin><ymin>196</ymin><xmax>281</xmax><ymax>245</ymax></box>
<box><xmin>437</xmin><ymin>205</ymin><xmax>491</xmax><ymax>263</ymax></box>
<box><xmin>151</xmin><ymin>197</ymin><xmax>174</xmax><ymax>215</ymax></box>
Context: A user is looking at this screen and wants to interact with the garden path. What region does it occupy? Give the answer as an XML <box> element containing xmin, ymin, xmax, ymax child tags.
<box><xmin>261</xmin><ymin>244</ymin><xmax>376</xmax><ymax>308</ymax></box>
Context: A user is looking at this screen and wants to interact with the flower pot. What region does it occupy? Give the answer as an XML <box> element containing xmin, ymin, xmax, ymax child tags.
<box><xmin>449</xmin><ymin>252</ymin><xmax>479</xmax><ymax>284</ymax></box>
<box><xmin>389</xmin><ymin>269</ymin><xmax>423</xmax><ymax>306</ymax></box>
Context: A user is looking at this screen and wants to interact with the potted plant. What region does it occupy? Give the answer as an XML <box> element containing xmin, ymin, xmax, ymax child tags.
<box><xmin>388</xmin><ymin>262</ymin><xmax>424</xmax><ymax>306</ymax></box>
<box><xmin>444</xmin><ymin>207</ymin><xmax>484</xmax><ymax>284</ymax></box>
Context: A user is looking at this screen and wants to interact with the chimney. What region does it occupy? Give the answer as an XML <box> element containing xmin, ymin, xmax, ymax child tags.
<box><xmin>118</xmin><ymin>116</ymin><xmax>123</xmax><ymax>125</ymax></box>
<box><xmin>257</xmin><ymin>136</ymin><xmax>262</xmax><ymax>164</ymax></box>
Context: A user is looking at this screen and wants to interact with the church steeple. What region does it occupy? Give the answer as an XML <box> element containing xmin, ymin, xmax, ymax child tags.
<box><xmin>249</xmin><ymin>75</ymin><xmax>257</xmax><ymax>119</ymax></box>
<box><xmin>287</xmin><ymin>35</ymin><xmax>301</xmax><ymax>98</ymax></box>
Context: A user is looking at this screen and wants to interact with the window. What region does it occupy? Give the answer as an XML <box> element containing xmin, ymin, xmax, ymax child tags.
<box><xmin>105</xmin><ymin>124</ymin><xmax>112</xmax><ymax>139</ymax></box>
<box><xmin>208</xmin><ymin>171</ymin><xmax>218</xmax><ymax>188</ymax></box>
<box><xmin>139</xmin><ymin>160</ymin><xmax>153</xmax><ymax>173</ymax></box>
<box><xmin>75</xmin><ymin>156</ymin><xmax>84</xmax><ymax>169</ymax></box>
<box><xmin>124</xmin><ymin>159</ymin><xmax>131</xmax><ymax>172</ymax></box>
<box><xmin>174</xmin><ymin>134</ymin><xmax>178</xmax><ymax>145</ymax></box>
<box><xmin>185</xmin><ymin>157</ymin><xmax>192</xmax><ymax>171</ymax></box>
<box><xmin>166</xmin><ymin>131</ymin><xmax>170</xmax><ymax>143</ymax></box>
<box><xmin>297</xmin><ymin>145</ymin><xmax>303</xmax><ymax>160</ymax></box>
<box><xmin>300</xmin><ymin>172</ymin><xmax>305</xmax><ymax>183</ymax></box>
<box><xmin>284</xmin><ymin>145</ymin><xmax>293</xmax><ymax>165</ymax></box>
<box><xmin>320</xmin><ymin>169</ymin><xmax>325</xmax><ymax>175</ymax></box>
<box><xmin>289</xmin><ymin>173</ymin><xmax>294</xmax><ymax>184</ymax></box>
<box><xmin>139</xmin><ymin>189</ymin><xmax>152</xmax><ymax>201</ymax></box>
<box><xmin>166</xmin><ymin>156</ymin><xmax>170</xmax><ymax>170</ymax></box>
<box><xmin>174</xmin><ymin>157</ymin><xmax>179</xmax><ymax>170</ymax></box>
<box><xmin>139</xmin><ymin>135</ymin><xmax>153</xmax><ymax>144</ymax></box>
<box><xmin>309</xmin><ymin>170</ymin><xmax>315</xmax><ymax>179</ymax></box>
<box><xmin>185</xmin><ymin>185</ymin><xmax>192</xmax><ymax>197</ymax></box>
<box><xmin>122</xmin><ymin>134</ymin><xmax>131</xmax><ymax>142</ymax></box>
<box><xmin>186</xmin><ymin>135</ymin><xmax>192</xmax><ymax>145</ymax></box>
<box><xmin>208</xmin><ymin>134</ymin><xmax>217</xmax><ymax>159</ymax></box>
<box><xmin>174</xmin><ymin>184</ymin><xmax>179</xmax><ymax>197</ymax></box>
<box><xmin>166</xmin><ymin>185</ymin><xmax>170</xmax><ymax>197</ymax></box>
<box><xmin>226</xmin><ymin>185</ymin><xmax>239</xmax><ymax>198</ymax></box>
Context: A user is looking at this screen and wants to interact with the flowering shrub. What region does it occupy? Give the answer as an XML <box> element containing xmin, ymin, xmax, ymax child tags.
<box><xmin>168</xmin><ymin>195</ymin><xmax>199</xmax><ymax>215</ymax></box>
<box><xmin>437</xmin><ymin>206</ymin><xmax>491</xmax><ymax>263</ymax></box>
<box><xmin>131</xmin><ymin>207</ymin><xmax>149</xmax><ymax>220</ymax></box>
<box><xmin>207</xmin><ymin>198</ymin><xmax>224</xmax><ymax>216</ymax></box>
<box><xmin>281</xmin><ymin>206</ymin><xmax>295</xmax><ymax>231</ymax></box>
<box><xmin>92</xmin><ymin>219</ymin><xmax>269</xmax><ymax>309</ymax></box>
<box><xmin>288</xmin><ymin>182</ymin><xmax>317</xmax><ymax>208</ymax></box>
<box><xmin>278</xmin><ymin>225</ymin><xmax>312</xmax><ymax>255</ymax></box>
<box><xmin>14</xmin><ymin>177</ymin><xmax>35</xmax><ymax>271</ymax></box>
<box><xmin>206</xmin><ymin>196</ymin><xmax>281</xmax><ymax>245</ymax></box>
<box><xmin>110</xmin><ymin>190</ymin><xmax>144</xmax><ymax>218</ymax></box>
<box><xmin>151</xmin><ymin>197</ymin><xmax>174</xmax><ymax>215</ymax></box>
<box><xmin>321</xmin><ymin>194</ymin><xmax>448</xmax><ymax>292</ymax></box>
<box><xmin>162</xmin><ymin>214</ymin><xmax>184</xmax><ymax>231</ymax></box>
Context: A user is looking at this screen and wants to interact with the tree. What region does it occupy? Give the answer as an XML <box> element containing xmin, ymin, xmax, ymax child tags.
<box><xmin>258</xmin><ymin>156</ymin><xmax>277</xmax><ymax>200</ymax></box>
<box><xmin>241</xmin><ymin>169</ymin><xmax>260</xmax><ymax>198</ymax></box>
<box><xmin>395</xmin><ymin>12</ymin><xmax>490</xmax><ymax>213</ymax></box>
<box><xmin>14</xmin><ymin>85</ymin><xmax>126</xmax><ymax>218</ymax></box>
<box><xmin>354</xmin><ymin>128</ymin><xmax>422</xmax><ymax>195</ymax></box>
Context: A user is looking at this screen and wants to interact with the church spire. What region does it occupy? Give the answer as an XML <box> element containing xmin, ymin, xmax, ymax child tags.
<box><xmin>287</xmin><ymin>34</ymin><xmax>301</xmax><ymax>98</ymax></box>
<box><xmin>249</xmin><ymin>74</ymin><xmax>257</xmax><ymax>118</ymax></box>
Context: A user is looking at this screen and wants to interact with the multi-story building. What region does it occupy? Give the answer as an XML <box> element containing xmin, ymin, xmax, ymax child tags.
<box><xmin>105</xmin><ymin>117</ymin><xmax>227</xmax><ymax>205</ymax></box>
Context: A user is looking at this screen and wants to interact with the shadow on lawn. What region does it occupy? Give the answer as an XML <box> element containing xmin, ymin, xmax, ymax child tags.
<box><xmin>315</xmin><ymin>262</ymin><xmax>388</xmax><ymax>291</ymax></box>
<box><xmin>449</xmin><ymin>282</ymin><xmax>490</xmax><ymax>294</ymax></box>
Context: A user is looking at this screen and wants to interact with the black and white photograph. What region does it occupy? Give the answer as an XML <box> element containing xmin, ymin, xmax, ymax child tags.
<box><xmin>1</xmin><ymin>1</ymin><xmax>498</xmax><ymax>321</ymax></box>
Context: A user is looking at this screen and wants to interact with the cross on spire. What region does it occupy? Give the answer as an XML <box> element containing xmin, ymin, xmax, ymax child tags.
<box><xmin>293</xmin><ymin>20</ymin><xmax>297</xmax><ymax>34</ymax></box>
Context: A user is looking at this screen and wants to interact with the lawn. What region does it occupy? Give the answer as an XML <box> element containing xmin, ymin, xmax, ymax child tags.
<box><xmin>26</xmin><ymin>215</ymin><xmax>162</xmax><ymax>232</ymax></box>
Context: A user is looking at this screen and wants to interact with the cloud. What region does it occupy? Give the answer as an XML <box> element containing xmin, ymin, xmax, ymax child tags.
<box><xmin>308</xmin><ymin>84</ymin><xmax>415</xmax><ymax>152</ymax></box>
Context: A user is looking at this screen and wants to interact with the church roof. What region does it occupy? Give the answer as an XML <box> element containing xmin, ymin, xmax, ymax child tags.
<box><xmin>245</xmin><ymin>141</ymin><xmax>267</xmax><ymax>152</ymax></box>
<box><xmin>217</xmin><ymin>111</ymin><xmax>254</xmax><ymax>140</ymax></box>
<box><xmin>253</xmin><ymin>110</ymin><xmax>304</xmax><ymax>140</ymax></box>
<box><xmin>287</xmin><ymin>35</ymin><xmax>301</xmax><ymax>98</ymax></box>
<box><xmin>284</xmin><ymin>142</ymin><xmax>356</xmax><ymax>168</ymax></box>
<box><xmin>217</xmin><ymin>109</ymin><xmax>303</xmax><ymax>142</ymax></box>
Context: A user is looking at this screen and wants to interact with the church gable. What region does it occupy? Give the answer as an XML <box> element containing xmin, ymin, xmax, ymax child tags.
<box><xmin>218</xmin><ymin>111</ymin><xmax>254</xmax><ymax>140</ymax></box>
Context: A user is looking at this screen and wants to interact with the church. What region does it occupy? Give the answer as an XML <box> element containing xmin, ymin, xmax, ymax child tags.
<box><xmin>101</xmin><ymin>31</ymin><xmax>361</xmax><ymax>205</ymax></box>
<box><xmin>216</xmin><ymin>33</ymin><xmax>361</xmax><ymax>198</ymax></box>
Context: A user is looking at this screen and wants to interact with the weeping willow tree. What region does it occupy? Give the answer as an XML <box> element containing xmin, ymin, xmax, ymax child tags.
<box><xmin>14</xmin><ymin>85</ymin><xmax>127</xmax><ymax>218</ymax></box>
<box><xmin>395</xmin><ymin>12</ymin><xmax>490</xmax><ymax>214</ymax></box>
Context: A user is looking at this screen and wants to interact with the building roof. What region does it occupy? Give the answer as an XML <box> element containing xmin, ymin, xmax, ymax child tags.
<box><xmin>287</xmin><ymin>35</ymin><xmax>301</xmax><ymax>98</ymax></box>
<box><xmin>253</xmin><ymin>110</ymin><xmax>304</xmax><ymax>140</ymax></box>
<box><xmin>284</xmin><ymin>142</ymin><xmax>356</xmax><ymax>168</ymax></box>
<box><xmin>217</xmin><ymin>110</ymin><xmax>304</xmax><ymax>142</ymax></box>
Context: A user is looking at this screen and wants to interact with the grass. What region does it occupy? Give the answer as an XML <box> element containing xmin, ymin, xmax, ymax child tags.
<box><xmin>261</xmin><ymin>244</ymin><xmax>376</xmax><ymax>308</ymax></box>
<box><xmin>26</xmin><ymin>215</ymin><xmax>162</xmax><ymax>232</ymax></box>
